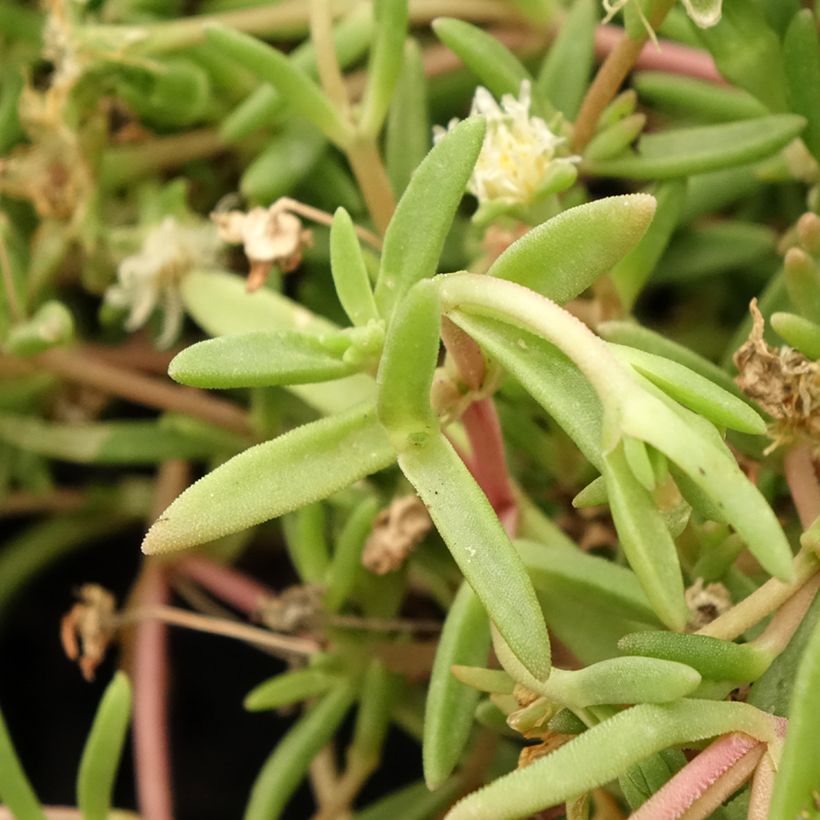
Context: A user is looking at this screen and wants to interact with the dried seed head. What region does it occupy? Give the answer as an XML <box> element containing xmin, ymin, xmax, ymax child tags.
<box><xmin>362</xmin><ymin>496</ymin><xmax>432</xmax><ymax>575</ymax></box>
<box><xmin>212</xmin><ymin>202</ymin><xmax>312</xmax><ymax>291</ymax></box>
<box><xmin>734</xmin><ymin>299</ymin><xmax>820</xmax><ymax>451</ymax></box>
<box><xmin>60</xmin><ymin>584</ymin><xmax>117</xmax><ymax>681</ymax></box>
<box><xmin>685</xmin><ymin>578</ymin><xmax>732</xmax><ymax>631</ymax></box>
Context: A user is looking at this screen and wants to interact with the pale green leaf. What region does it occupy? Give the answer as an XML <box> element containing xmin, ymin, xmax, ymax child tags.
<box><xmin>399</xmin><ymin>435</ymin><xmax>550</xmax><ymax>680</ymax></box>
<box><xmin>142</xmin><ymin>402</ymin><xmax>394</xmax><ymax>554</ymax></box>
<box><xmin>77</xmin><ymin>672</ymin><xmax>132</xmax><ymax>820</ymax></box>
<box><xmin>424</xmin><ymin>583</ymin><xmax>490</xmax><ymax>788</ymax></box>
<box><xmin>374</xmin><ymin>117</ymin><xmax>485</xmax><ymax>320</ymax></box>
<box><xmin>487</xmin><ymin>195</ymin><xmax>656</xmax><ymax>303</ymax></box>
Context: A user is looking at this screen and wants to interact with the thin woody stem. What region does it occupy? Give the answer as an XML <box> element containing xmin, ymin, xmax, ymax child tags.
<box><xmin>131</xmin><ymin>561</ymin><xmax>174</xmax><ymax>820</ymax></box>
<box><xmin>572</xmin><ymin>0</ymin><xmax>677</xmax><ymax>151</ymax></box>
<box><xmin>15</xmin><ymin>348</ymin><xmax>252</xmax><ymax>436</ymax></box>
<box><xmin>784</xmin><ymin>442</ymin><xmax>820</xmax><ymax>530</ymax></box>
<box><xmin>461</xmin><ymin>398</ymin><xmax>518</xmax><ymax>537</ymax></box>
<box><xmin>310</xmin><ymin>0</ymin><xmax>351</xmax><ymax>114</ymax></box>
<box><xmin>118</xmin><ymin>604</ymin><xmax>322</xmax><ymax>657</ymax></box>
<box><xmin>696</xmin><ymin>549</ymin><xmax>820</xmax><ymax>641</ymax></box>
<box><xmin>275</xmin><ymin>197</ymin><xmax>382</xmax><ymax>249</ymax></box>
<box><xmin>129</xmin><ymin>460</ymin><xmax>187</xmax><ymax>820</ymax></box>
<box><xmin>345</xmin><ymin>138</ymin><xmax>396</xmax><ymax>235</ymax></box>
<box><xmin>175</xmin><ymin>554</ymin><xmax>273</xmax><ymax>615</ymax></box>
<box><xmin>0</xmin><ymin>229</ymin><xmax>23</xmax><ymax>322</ymax></box>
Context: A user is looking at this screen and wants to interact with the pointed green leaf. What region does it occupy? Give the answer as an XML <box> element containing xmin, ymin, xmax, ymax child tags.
<box><xmin>240</xmin><ymin>120</ymin><xmax>326</xmax><ymax>203</ymax></box>
<box><xmin>181</xmin><ymin>270</ymin><xmax>335</xmax><ymax>336</ymax></box>
<box><xmin>244</xmin><ymin>681</ymin><xmax>356</xmax><ymax>820</ymax></box>
<box><xmin>219</xmin><ymin>4</ymin><xmax>374</xmax><ymax>142</ymax></box>
<box><xmin>324</xmin><ymin>496</ymin><xmax>381</xmax><ymax>612</ymax></box>
<box><xmin>633</xmin><ymin>72</ymin><xmax>768</xmax><ymax>123</ymax></box>
<box><xmin>536</xmin><ymin>0</ymin><xmax>596</xmax><ymax>120</ymax></box>
<box><xmin>385</xmin><ymin>38</ymin><xmax>429</xmax><ymax>196</ymax></box>
<box><xmin>610</xmin><ymin>344</ymin><xmax>767</xmax><ymax>434</ymax></box>
<box><xmin>244</xmin><ymin>668</ymin><xmax>338</xmax><ymax>711</ymax></box>
<box><xmin>330</xmin><ymin>207</ymin><xmax>379</xmax><ymax>327</ymax></box>
<box><xmin>376</xmin><ymin>279</ymin><xmax>440</xmax><ymax>449</ymax></box>
<box><xmin>445</xmin><ymin>700</ymin><xmax>777</xmax><ymax>820</ymax></box>
<box><xmin>424</xmin><ymin>582</ymin><xmax>491</xmax><ymax>789</ymax></box>
<box><xmin>768</xmin><ymin>617</ymin><xmax>820</xmax><ymax>818</ymax></box>
<box><xmin>0</xmin><ymin>415</ymin><xmax>234</xmax><ymax>465</ymax></box>
<box><xmin>432</xmin><ymin>18</ymin><xmax>535</xmax><ymax>104</ymax></box>
<box><xmin>0</xmin><ymin>705</ymin><xmax>44</xmax><ymax>820</ymax></box>
<box><xmin>771</xmin><ymin>311</ymin><xmax>820</xmax><ymax>360</ymax></box>
<box><xmin>399</xmin><ymin>435</ymin><xmax>550</xmax><ymax>680</ymax></box>
<box><xmin>585</xmin><ymin>116</ymin><xmax>806</xmax><ymax>179</ymax></box>
<box><xmin>282</xmin><ymin>502</ymin><xmax>330</xmax><ymax>584</ymax></box>
<box><xmin>610</xmin><ymin>180</ymin><xmax>687</xmax><ymax>309</ymax></box>
<box><xmin>602</xmin><ymin>441</ymin><xmax>688</xmax><ymax>631</ymax></box>
<box><xmin>449</xmin><ymin>312</ymin><xmax>603</xmax><ymax>469</ymax></box>
<box><xmin>205</xmin><ymin>24</ymin><xmax>354</xmax><ymax>147</ymax></box>
<box><xmin>77</xmin><ymin>672</ymin><xmax>132</xmax><ymax>820</ymax></box>
<box><xmin>354</xmin><ymin>779</ymin><xmax>464</xmax><ymax>820</ymax></box>
<box><xmin>597</xmin><ymin>320</ymin><xmax>744</xmax><ymax>400</ymax></box>
<box><xmin>180</xmin><ymin>270</ymin><xmax>375</xmax><ymax>414</ymax></box>
<box><xmin>374</xmin><ymin>117</ymin><xmax>485</xmax><ymax>320</ymax></box>
<box><xmin>486</xmin><ymin>194</ymin><xmax>657</xmax><ymax>303</ymax></box>
<box><xmin>784</xmin><ymin>10</ymin><xmax>820</xmax><ymax>161</ymax></box>
<box><xmin>695</xmin><ymin>0</ymin><xmax>787</xmax><ymax>111</ymax></box>
<box><xmin>359</xmin><ymin>0</ymin><xmax>408</xmax><ymax>137</ymax></box>
<box><xmin>620</xmin><ymin>391</ymin><xmax>793</xmax><ymax>580</ymax></box>
<box><xmin>142</xmin><ymin>402</ymin><xmax>394</xmax><ymax>554</ymax></box>
<box><xmin>584</xmin><ymin>113</ymin><xmax>646</xmax><ymax>162</ymax></box>
<box><xmin>168</xmin><ymin>330</ymin><xmax>360</xmax><ymax>388</ymax></box>
<box><xmin>619</xmin><ymin>631</ymin><xmax>771</xmax><ymax>681</ymax></box>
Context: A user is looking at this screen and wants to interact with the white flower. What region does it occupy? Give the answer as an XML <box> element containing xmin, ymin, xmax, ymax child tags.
<box><xmin>104</xmin><ymin>217</ymin><xmax>220</xmax><ymax>348</ymax></box>
<box><xmin>436</xmin><ymin>82</ymin><xmax>577</xmax><ymax>206</ymax></box>
<box><xmin>212</xmin><ymin>203</ymin><xmax>310</xmax><ymax>290</ymax></box>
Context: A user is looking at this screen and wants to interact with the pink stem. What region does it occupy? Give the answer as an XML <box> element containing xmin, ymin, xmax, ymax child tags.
<box><xmin>631</xmin><ymin>733</ymin><xmax>761</xmax><ymax>820</ymax></box>
<box><xmin>132</xmin><ymin>561</ymin><xmax>174</xmax><ymax>820</ymax></box>
<box><xmin>595</xmin><ymin>25</ymin><xmax>723</xmax><ymax>83</ymax></box>
<box><xmin>461</xmin><ymin>398</ymin><xmax>519</xmax><ymax>537</ymax></box>
<box><xmin>783</xmin><ymin>442</ymin><xmax>820</xmax><ymax>530</ymax></box>
<box><xmin>175</xmin><ymin>555</ymin><xmax>273</xmax><ymax>616</ymax></box>
<box><xmin>747</xmin><ymin>752</ymin><xmax>776</xmax><ymax>820</ymax></box>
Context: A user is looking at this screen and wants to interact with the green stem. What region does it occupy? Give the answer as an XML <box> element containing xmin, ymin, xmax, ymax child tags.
<box><xmin>572</xmin><ymin>0</ymin><xmax>676</xmax><ymax>151</ymax></box>
<box><xmin>697</xmin><ymin>549</ymin><xmax>820</xmax><ymax>641</ymax></box>
<box><xmin>345</xmin><ymin>137</ymin><xmax>396</xmax><ymax>235</ymax></box>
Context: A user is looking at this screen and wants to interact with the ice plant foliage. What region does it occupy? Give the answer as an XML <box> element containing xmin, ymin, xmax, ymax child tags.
<box><xmin>2</xmin><ymin>1</ymin><xmax>820</xmax><ymax>819</ymax></box>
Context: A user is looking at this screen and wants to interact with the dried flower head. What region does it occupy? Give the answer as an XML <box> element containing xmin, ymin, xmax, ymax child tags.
<box><xmin>362</xmin><ymin>496</ymin><xmax>432</xmax><ymax>575</ymax></box>
<box><xmin>685</xmin><ymin>578</ymin><xmax>732</xmax><ymax>630</ymax></box>
<box><xmin>734</xmin><ymin>299</ymin><xmax>820</xmax><ymax>452</ymax></box>
<box><xmin>104</xmin><ymin>216</ymin><xmax>221</xmax><ymax>348</ymax></box>
<box><xmin>60</xmin><ymin>584</ymin><xmax>117</xmax><ymax>681</ymax></box>
<box><xmin>212</xmin><ymin>202</ymin><xmax>312</xmax><ymax>291</ymax></box>
<box><xmin>435</xmin><ymin>82</ymin><xmax>576</xmax><ymax>206</ymax></box>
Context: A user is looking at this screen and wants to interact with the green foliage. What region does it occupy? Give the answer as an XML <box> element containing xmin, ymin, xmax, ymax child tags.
<box><xmin>3</xmin><ymin>3</ymin><xmax>820</xmax><ymax>817</ymax></box>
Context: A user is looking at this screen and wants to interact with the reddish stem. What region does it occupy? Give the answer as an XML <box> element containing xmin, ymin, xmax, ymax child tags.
<box><xmin>131</xmin><ymin>561</ymin><xmax>174</xmax><ymax>820</ymax></box>
<box><xmin>630</xmin><ymin>732</ymin><xmax>761</xmax><ymax>820</ymax></box>
<box><xmin>783</xmin><ymin>442</ymin><xmax>820</xmax><ymax>530</ymax></box>
<box><xmin>594</xmin><ymin>26</ymin><xmax>723</xmax><ymax>83</ymax></box>
<box><xmin>175</xmin><ymin>555</ymin><xmax>273</xmax><ymax>616</ymax></box>
<box><xmin>461</xmin><ymin>398</ymin><xmax>518</xmax><ymax>537</ymax></box>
